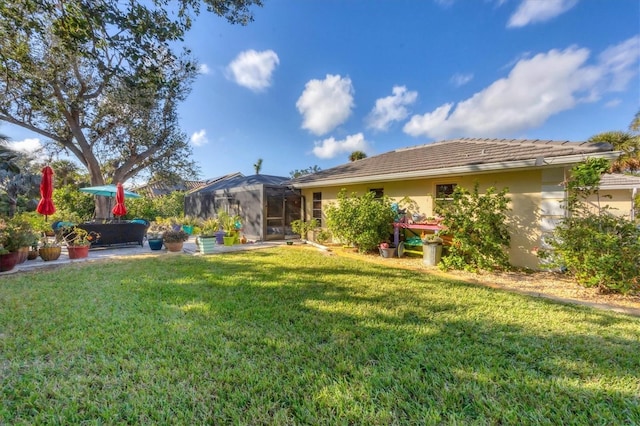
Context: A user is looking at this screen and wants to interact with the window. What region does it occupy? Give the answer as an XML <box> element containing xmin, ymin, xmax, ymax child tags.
<box><xmin>435</xmin><ymin>183</ymin><xmax>457</xmax><ymax>210</ymax></box>
<box><xmin>312</xmin><ymin>192</ymin><xmax>322</xmax><ymax>226</ymax></box>
<box><xmin>369</xmin><ymin>188</ymin><xmax>384</xmax><ymax>198</ymax></box>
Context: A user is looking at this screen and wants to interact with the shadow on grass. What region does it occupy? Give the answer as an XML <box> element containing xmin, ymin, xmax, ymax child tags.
<box><xmin>1</xmin><ymin>247</ymin><xmax>639</xmax><ymax>424</ymax></box>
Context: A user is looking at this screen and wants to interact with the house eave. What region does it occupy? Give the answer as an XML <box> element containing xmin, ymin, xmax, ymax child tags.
<box><xmin>291</xmin><ymin>152</ymin><xmax>622</xmax><ymax>189</ymax></box>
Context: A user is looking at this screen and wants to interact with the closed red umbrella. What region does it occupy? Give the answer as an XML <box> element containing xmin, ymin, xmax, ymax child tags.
<box><xmin>112</xmin><ymin>182</ymin><xmax>127</xmax><ymax>218</ymax></box>
<box><xmin>36</xmin><ymin>165</ymin><xmax>56</xmax><ymax>220</ymax></box>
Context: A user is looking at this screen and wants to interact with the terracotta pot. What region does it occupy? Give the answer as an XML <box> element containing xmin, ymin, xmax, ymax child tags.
<box><xmin>0</xmin><ymin>251</ymin><xmax>20</xmax><ymax>272</ymax></box>
<box><xmin>67</xmin><ymin>245</ymin><xmax>90</xmax><ymax>259</ymax></box>
<box><xmin>164</xmin><ymin>241</ymin><xmax>184</xmax><ymax>252</ymax></box>
<box><xmin>39</xmin><ymin>246</ymin><xmax>62</xmax><ymax>261</ymax></box>
<box><xmin>27</xmin><ymin>250</ymin><xmax>39</xmax><ymax>260</ymax></box>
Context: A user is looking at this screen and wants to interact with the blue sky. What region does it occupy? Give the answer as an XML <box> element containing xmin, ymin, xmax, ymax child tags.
<box><xmin>5</xmin><ymin>0</ymin><xmax>640</xmax><ymax>181</ymax></box>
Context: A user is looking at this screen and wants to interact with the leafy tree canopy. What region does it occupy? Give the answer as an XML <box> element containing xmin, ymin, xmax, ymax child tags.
<box><xmin>588</xmin><ymin>111</ymin><xmax>640</xmax><ymax>173</ymax></box>
<box><xmin>0</xmin><ymin>0</ymin><xmax>261</xmax><ymax>217</ymax></box>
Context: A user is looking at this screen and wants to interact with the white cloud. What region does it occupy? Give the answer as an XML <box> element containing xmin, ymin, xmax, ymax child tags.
<box><xmin>366</xmin><ymin>86</ymin><xmax>418</xmax><ymax>132</ymax></box>
<box><xmin>6</xmin><ymin>138</ymin><xmax>42</xmax><ymax>154</ymax></box>
<box><xmin>403</xmin><ymin>37</ymin><xmax>640</xmax><ymax>140</ymax></box>
<box><xmin>604</xmin><ymin>99</ymin><xmax>621</xmax><ymax>108</ymax></box>
<box><xmin>312</xmin><ymin>133</ymin><xmax>370</xmax><ymax>159</ymax></box>
<box><xmin>297</xmin><ymin>74</ymin><xmax>355</xmax><ymax>136</ymax></box>
<box><xmin>198</xmin><ymin>63</ymin><xmax>211</xmax><ymax>75</ymax></box>
<box><xmin>190</xmin><ymin>129</ymin><xmax>208</xmax><ymax>147</ymax></box>
<box><xmin>508</xmin><ymin>0</ymin><xmax>579</xmax><ymax>28</ymax></box>
<box><xmin>450</xmin><ymin>73</ymin><xmax>474</xmax><ymax>87</ymax></box>
<box><xmin>226</xmin><ymin>49</ymin><xmax>279</xmax><ymax>92</ymax></box>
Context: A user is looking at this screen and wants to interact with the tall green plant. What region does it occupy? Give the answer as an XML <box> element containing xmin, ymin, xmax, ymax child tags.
<box><xmin>437</xmin><ymin>183</ymin><xmax>511</xmax><ymax>272</ymax></box>
<box><xmin>543</xmin><ymin>159</ymin><xmax>640</xmax><ymax>294</ymax></box>
<box><xmin>325</xmin><ymin>189</ymin><xmax>395</xmax><ymax>252</ymax></box>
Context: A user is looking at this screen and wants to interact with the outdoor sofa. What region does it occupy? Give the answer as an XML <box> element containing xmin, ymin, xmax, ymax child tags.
<box><xmin>53</xmin><ymin>219</ymin><xmax>150</xmax><ymax>247</ymax></box>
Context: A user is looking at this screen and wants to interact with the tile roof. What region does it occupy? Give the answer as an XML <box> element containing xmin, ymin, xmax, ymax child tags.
<box><xmin>290</xmin><ymin>138</ymin><xmax>616</xmax><ymax>187</ymax></box>
<box><xmin>600</xmin><ymin>173</ymin><xmax>640</xmax><ymax>189</ymax></box>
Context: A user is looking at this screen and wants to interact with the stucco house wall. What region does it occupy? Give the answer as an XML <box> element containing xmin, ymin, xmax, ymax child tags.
<box><xmin>291</xmin><ymin>138</ymin><xmax>629</xmax><ymax>270</ymax></box>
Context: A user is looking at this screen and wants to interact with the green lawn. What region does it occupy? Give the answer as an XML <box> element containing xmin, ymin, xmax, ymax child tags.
<box><xmin>1</xmin><ymin>246</ymin><xmax>638</xmax><ymax>424</ymax></box>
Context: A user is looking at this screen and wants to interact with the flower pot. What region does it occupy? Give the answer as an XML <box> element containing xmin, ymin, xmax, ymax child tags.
<box><xmin>39</xmin><ymin>246</ymin><xmax>62</xmax><ymax>261</ymax></box>
<box><xmin>67</xmin><ymin>245</ymin><xmax>90</xmax><ymax>259</ymax></box>
<box><xmin>215</xmin><ymin>230</ymin><xmax>225</xmax><ymax>245</ymax></box>
<box><xmin>0</xmin><ymin>251</ymin><xmax>20</xmax><ymax>272</ymax></box>
<box><xmin>27</xmin><ymin>250</ymin><xmax>39</xmax><ymax>260</ymax></box>
<box><xmin>379</xmin><ymin>247</ymin><xmax>396</xmax><ymax>258</ymax></box>
<box><xmin>164</xmin><ymin>241</ymin><xmax>184</xmax><ymax>252</ymax></box>
<box><xmin>148</xmin><ymin>238</ymin><xmax>164</xmax><ymax>251</ymax></box>
<box><xmin>196</xmin><ymin>236</ymin><xmax>217</xmax><ymax>254</ymax></box>
<box><xmin>223</xmin><ymin>236</ymin><xmax>235</xmax><ymax>246</ymax></box>
<box><xmin>182</xmin><ymin>225</ymin><xmax>194</xmax><ymax>235</ymax></box>
<box><xmin>17</xmin><ymin>246</ymin><xmax>29</xmax><ymax>264</ymax></box>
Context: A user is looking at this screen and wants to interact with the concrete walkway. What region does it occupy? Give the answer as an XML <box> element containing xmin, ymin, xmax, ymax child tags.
<box><xmin>3</xmin><ymin>237</ymin><xmax>285</xmax><ymax>274</ymax></box>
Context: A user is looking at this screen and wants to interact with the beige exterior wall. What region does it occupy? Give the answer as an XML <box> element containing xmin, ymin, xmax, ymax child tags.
<box><xmin>585</xmin><ymin>190</ymin><xmax>636</xmax><ymax>218</ymax></box>
<box><xmin>301</xmin><ymin>170</ymin><xmax>544</xmax><ymax>269</ymax></box>
<box><xmin>300</xmin><ymin>166</ymin><xmax>635</xmax><ymax>270</ymax></box>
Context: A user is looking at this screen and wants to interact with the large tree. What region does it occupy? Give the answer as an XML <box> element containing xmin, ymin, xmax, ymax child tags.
<box><xmin>0</xmin><ymin>0</ymin><xmax>260</xmax><ymax>217</ymax></box>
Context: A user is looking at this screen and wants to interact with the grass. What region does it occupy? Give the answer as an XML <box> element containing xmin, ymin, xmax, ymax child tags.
<box><xmin>0</xmin><ymin>246</ymin><xmax>639</xmax><ymax>424</ymax></box>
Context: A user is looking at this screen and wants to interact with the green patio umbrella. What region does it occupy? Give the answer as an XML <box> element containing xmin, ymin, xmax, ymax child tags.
<box><xmin>79</xmin><ymin>185</ymin><xmax>141</xmax><ymax>198</ymax></box>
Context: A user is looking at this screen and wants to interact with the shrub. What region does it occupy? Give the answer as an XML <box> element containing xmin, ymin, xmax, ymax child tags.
<box><xmin>290</xmin><ymin>219</ymin><xmax>318</xmax><ymax>240</ymax></box>
<box><xmin>437</xmin><ymin>183</ymin><xmax>511</xmax><ymax>272</ymax></box>
<box><xmin>544</xmin><ymin>213</ymin><xmax>639</xmax><ymax>294</ymax></box>
<box><xmin>325</xmin><ymin>189</ymin><xmax>395</xmax><ymax>252</ymax></box>
<box><xmin>542</xmin><ymin>159</ymin><xmax>640</xmax><ymax>294</ymax></box>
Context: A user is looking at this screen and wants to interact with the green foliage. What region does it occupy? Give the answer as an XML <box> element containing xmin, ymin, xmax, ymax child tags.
<box><xmin>290</xmin><ymin>218</ymin><xmax>318</xmax><ymax>240</ymax></box>
<box><xmin>315</xmin><ymin>228</ymin><xmax>331</xmax><ymax>244</ymax></box>
<box><xmin>325</xmin><ymin>189</ymin><xmax>395</xmax><ymax>252</ymax></box>
<box><xmin>437</xmin><ymin>183</ymin><xmax>511</xmax><ymax>272</ymax></box>
<box><xmin>543</xmin><ymin>159</ymin><xmax>640</xmax><ymax>294</ymax></box>
<box><xmin>544</xmin><ymin>213</ymin><xmax>639</xmax><ymax>294</ymax></box>
<box><xmin>52</xmin><ymin>184</ymin><xmax>95</xmax><ymax>221</ymax></box>
<box><xmin>0</xmin><ymin>0</ymin><xmax>258</xmax><ymax>217</ymax></box>
<box><xmin>126</xmin><ymin>192</ymin><xmax>185</xmax><ymax>220</ymax></box>
<box><xmin>289</xmin><ymin>165</ymin><xmax>321</xmax><ymax>178</ymax></box>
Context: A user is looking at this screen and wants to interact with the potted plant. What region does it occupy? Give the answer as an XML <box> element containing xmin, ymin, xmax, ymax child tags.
<box><xmin>378</xmin><ymin>241</ymin><xmax>395</xmax><ymax>258</ymax></box>
<box><xmin>290</xmin><ymin>218</ymin><xmax>319</xmax><ymax>242</ymax></box>
<box><xmin>38</xmin><ymin>236</ymin><xmax>62</xmax><ymax>261</ymax></box>
<box><xmin>218</xmin><ymin>212</ymin><xmax>242</xmax><ymax>246</ymax></box>
<box><xmin>181</xmin><ymin>215</ymin><xmax>199</xmax><ymax>235</ymax></box>
<box><xmin>146</xmin><ymin>223</ymin><xmax>166</xmax><ymax>251</ymax></box>
<box><xmin>197</xmin><ymin>218</ymin><xmax>220</xmax><ymax>254</ymax></box>
<box><xmin>60</xmin><ymin>226</ymin><xmax>100</xmax><ymax>259</ymax></box>
<box><xmin>162</xmin><ymin>228</ymin><xmax>189</xmax><ymax>252</ymax></box>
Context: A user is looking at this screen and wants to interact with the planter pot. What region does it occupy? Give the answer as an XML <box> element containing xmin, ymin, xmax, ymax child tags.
<box><xmin>39</xmin><ymin>246</ymin><xmax>62</xmax><ymax>261</ymax></box>
<box><xmin>0</xmin><ymin>251</ymin><xmax>20</xmax><ymax>272</ymax></box>
<box><xmin>379</xmin><ymin>247</ymin><xmax>396</xmax><ymax>258</ymax></box>
<box><xmin>215</xmin><ymin>230</ymin><xmax>225</xmax><ymax>245</ymax></box>
<box><xmin>17</xmin><ymin>246</ymin><xmax>29</xmax><ymax>264</ymax></box>
<box><xmin>196</xmin><ymin>236</ymin><xmax>217</xmax><ymax>254</ymax></box>
<box><xmin>223</xmin><ymin>236</ymin><xmax>235</xmax><ymax>246</ymax></box>
<box><xmin>67</xmin><ymin>245</ymin><xmax>90</xmax><ymax>259</ymax></box>
<box><xmin>27</xmin><ymin>250</ymin><xmax>39</xmax><ymax>260</ymax></box>
<box><xmin>164</xmin><ymin>241</ymin><xmax>184</xmax><ymax>252</ymax></box>
<box><xmin>148</xmin><ymin>238</ymin><xmax>164</xmax><ymax>251</ymax></box>
<box><xmin>182</xmin><ymin>225</ymin><xmax>194</xmax><ymax>235</ymax></box>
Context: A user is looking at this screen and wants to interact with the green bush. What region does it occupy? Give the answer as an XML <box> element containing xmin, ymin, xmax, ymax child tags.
<box><xmin>325</xmin><ymin>189</ymin><xmax>395</xmax><ymax>252</ymax></box>
<box><xmin>542</xmin><ymin>159</ymin><xmax>640</xmax><ymax>295</ymax></box>
<box><xmin>437</xmin><ymin>183</ymin><xmax>511</xmax><ymax>272</ymax></box>
<box><xmin>290</xmin><ymin>219</ymin><xmax>319</xmax><ymax>240</ymax></box>
<box><xmin>545</xmin><ymin>213</ymin><xmax>639</xmax><ymax>294</ymax></box>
